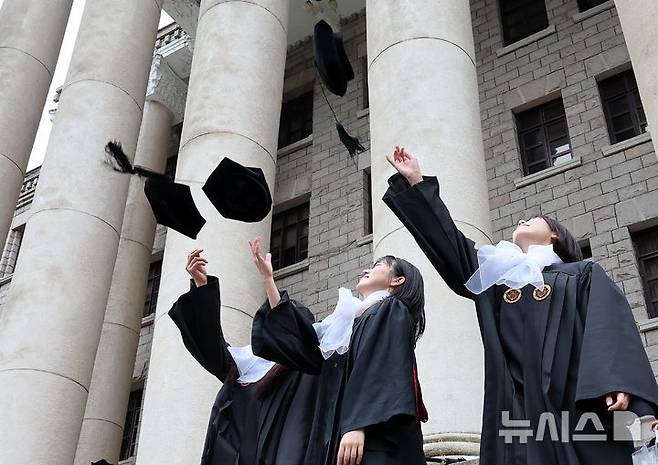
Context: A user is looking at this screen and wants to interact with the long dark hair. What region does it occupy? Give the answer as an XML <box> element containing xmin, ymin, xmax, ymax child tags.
<box><xmin>540</xmin><ymin>216</ymin><xmax>583</xmax><ymax>263</ymax></box>
<box><xmin>375</xmin><ymin>256</ymin><xmax>426</xmax><ymax>344</ymax></box>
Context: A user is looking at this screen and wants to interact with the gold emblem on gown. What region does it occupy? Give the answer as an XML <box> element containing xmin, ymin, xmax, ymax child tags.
<box><xmin>503</xmin><ymin>288</ymin><xmax>522</xmax><ymax>304</ymax></box>
<box><xmin>532</xmin><ymin>284</ymin><xmax>552</xmax><ymax>301</ymax></box>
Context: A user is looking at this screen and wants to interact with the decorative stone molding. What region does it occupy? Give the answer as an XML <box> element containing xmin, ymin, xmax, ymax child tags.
<box><xmin>423</xmin><ymin>432</ymin><xmax>480</xmax><ymax>460</ymax></box>
<box><xmin>146</xmin><ymin>54</ymin><xmax>188</xmax><ymax>125</ymax></box>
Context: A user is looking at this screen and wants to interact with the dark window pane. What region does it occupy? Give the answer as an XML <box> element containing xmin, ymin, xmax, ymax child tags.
<box><xmin>165</xmin><ymin>156</ymin><xmax>178</xmax><ymax>181</ymax></box>
<box><xmin>120</xmin><ymin>390</ymin><xmax>144</xmax><ymax>460</ymax></box>
<box><xmin>143</xmin><ymin>260</ymin><xmax>162</xmax><ymax>317</ymax></box>
<box><xmin>278</xmin><ymin>92</ymin><xmax>314</xmax><ymax>148</ymax></box>
<box><xmin>500</xmin><ymin>0</ymin><xmax>549</xmax><ymax>45</ymax></box>
<box><xmin>516</xmin><ymin>97</ymin><xmax>570</xmax><ymax>176</ymax></box>
<box><xmin>633</xmin><ymin>226</ymin><xmax>658</xmax><ymax>318</ymax></box>
<box><xmin>577</xmin><ymin>0</ymin><xmax>609</xmax><ymax>11</ymax></box>
<box><xmin>270</xmin><ymin>203</ymin><xmax>310</xmax><ymax>270</ymax></box>
<box><xmin>600</xmin><ymin>70</ymin><xmax>646</xmax><ymax>144</ymax></box>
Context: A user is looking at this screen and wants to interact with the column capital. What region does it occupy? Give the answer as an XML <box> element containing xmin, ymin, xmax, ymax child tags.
<box><xmin>146</xmin><ymin>54</ymin><xmax>187</xmax><ymax>125</ymax></box>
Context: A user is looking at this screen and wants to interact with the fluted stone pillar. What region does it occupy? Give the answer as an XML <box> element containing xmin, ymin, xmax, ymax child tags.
<box><xmin>73</xmin><ymin>55</ymin><xmax>186</xmax><ymax>465</ymax></box>
<box><xmin>367</xmin><ymin>0</ymin><xmax>490</xmax><ymax>457</ymax></box>
<box><xmin>136</xmin><ymin>1</ymin><xmax>289</xmax><ymax>464</ymax></box>
<box><xmin>0</xmin><ymin>0</ymin><xmax>73</xmax><ymax>265</ymax></box>
<box><xmin>0</xmin><ymin>1</ymin><xmax>162</xmax><ymax>464</ymax></box>
<box><xmin>614</xmin><ymin>0</ymin><xmax>658</xmax><ymax>156</ymax></box>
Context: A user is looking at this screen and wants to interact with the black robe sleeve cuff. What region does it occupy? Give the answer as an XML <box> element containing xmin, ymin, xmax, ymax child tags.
<box><xmin>252</xmin><ymin>292</ymin><xmax>323</xmax><ymax>375</ymax></box>
<box><xmin>168</xmin><ymin>276</ymin><xmax>236</xmax><ymax>381</ymax></box>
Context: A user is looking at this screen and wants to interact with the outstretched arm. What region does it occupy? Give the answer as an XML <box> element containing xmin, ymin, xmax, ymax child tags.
<box><xmin>383</xmin><ymin>147</ymin><xmax>480</xmax><ymax>299</ymax></box>
<box><xmin>168</xmin><ymin>250</ymin><xmax>235</xmax><ymax>381</ymax></box>
<box><xmin>249</xmin><ymin>238</ymin><xmax>324</xmax><ymax>374</ymax></box>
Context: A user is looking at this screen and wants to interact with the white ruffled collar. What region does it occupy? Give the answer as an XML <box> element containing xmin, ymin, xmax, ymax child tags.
<box><xmin>465</xmin><ymin>240</ymin><xmax>562</xmax><ymax>294</ymax></box>
<box><xmin>312</xmin><ymin>288</ymin><xmax>390</xmax><ymax>359</ymax></box>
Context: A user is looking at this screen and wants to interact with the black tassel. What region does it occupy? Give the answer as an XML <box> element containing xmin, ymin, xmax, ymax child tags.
<box><xmin>336</xmin><ymin>122</ymin><xmax>366</xmax><ymax>156</ymax></box>
<box><xmin>104</xmin><ymin>141</ymin><xmax>134</xmax><ymax>174</ymax></box>
<box><xmin>103</xmin><ymin>140</ymin><xmax>170</xmax><ymax>183</ymax></box>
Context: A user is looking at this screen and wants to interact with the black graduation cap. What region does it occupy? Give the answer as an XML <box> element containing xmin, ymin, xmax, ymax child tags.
<box><xmin>313</xmin><ymin>19</ymin><xmax>354</xmax><ymax>97</ymax></box>
<box><xmin>104</xmin><ymin>141</ymin><xmax>206</xmax><ymax>239</ymax></box>
<box><xmin>202</xmin><ymin>157</ymin><xmax>272</xmax><ymax>223</ymax></box>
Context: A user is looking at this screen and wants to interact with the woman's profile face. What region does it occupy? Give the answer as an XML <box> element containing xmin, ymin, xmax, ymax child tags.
<box><xmin>356</xmin><ymin>260</ymin><xmax>393</xmax><ymax>296</ymax></box>
<box><xmin>512</xmin><ymin>217</ymin><xmax>554</xmax><ymax>247</ymax></box>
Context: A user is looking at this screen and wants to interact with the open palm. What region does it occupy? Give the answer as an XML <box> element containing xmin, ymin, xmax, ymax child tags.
<box><xmin>385</xmin><ymin>146</ymin><xmax>423</xmax><ymax>185</ymax></box>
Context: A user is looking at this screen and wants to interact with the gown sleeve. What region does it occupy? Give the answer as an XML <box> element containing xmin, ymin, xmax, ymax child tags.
<box><xmin>382</xmin><ymin>173</ymin><xmax>480</xmax><ymax>300</ymax></box>
<box><xmin>339</xmin><ymin>298</ymin><xmax>419</xmax><ymax>435</ymax></box>
<box><xmin>251</xmin><ymin>291</ymin><xmax>324</xmax><ymax>375</ymax></box>
<box><xmin>168</xmin><ymin>276</ymin><xmax>235</xmax><ymax>382</ymax></box>
<box><xmin>575</xmin><ymin>262</ymin><xmax>658</xmax><ymax>415</ymax></box>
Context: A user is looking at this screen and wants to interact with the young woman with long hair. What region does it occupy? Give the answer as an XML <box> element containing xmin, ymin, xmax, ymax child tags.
<box><xmin>383</xmin><ymin>146</ymin><xmax>658</xmax><ymax>465</ymax></box>
<box><xmin>249</xmin><ymin>238</ymin><xmax>428</xmax><ymax>465</ymax></box>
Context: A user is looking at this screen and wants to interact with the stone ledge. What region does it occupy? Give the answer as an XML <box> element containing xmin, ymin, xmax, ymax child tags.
<box><xmin>273</xmin><ymin>258</ymin><xmax>310</xmax><ymax>280</ymax></box>
<box><xmin>141</xmin><ymin>313</ymin><xmax>155</xmax><ymax>328</ymax></box>
<box><xmin>495</xmin><ymin>24</ymin><xmax>557</xmax><ymax>58</ymax></box>
<box><xmin>572</xmin><ymin>0</ymin><xmax>615</xmax><ymax>23</ymax></box>
<box><xmin>356</xmin><ymin>233</ymin><xmax>373</xmax><ymax>247</ymax></box>
<box><xmin>423</xmin><ymin>432</ymin><xmax>480</xmax><ymax>460</ymax></box>
<box><xmin>277</xmin><ymin>134</ymin><xmax>313</xmax><ymax>158</ymax></box>
<box><xmin>513</xmin><ymin>157</ymin><xmax>582</xmax><ymax>188</ymax></box>
<box><xmin>356</xmin><ymin>107</ymin><xmax>370</xmax><ymax>119</ymax></box>
<box><xmin>0</xmin><ymin>273</ymin><xmax>12</xmax><ymax>287</ymax></box>
<box><xmin>601</xmin><ymin>132</ymin><xmax>652</xmax><ymax>157</ymax></box>
<box><xmin>639</xmin><ymin>317</ymin><xmax>658</xmax><ymax>334</ymax></box>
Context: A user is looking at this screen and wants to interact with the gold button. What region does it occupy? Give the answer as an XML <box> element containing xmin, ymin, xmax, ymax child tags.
<box><xmin>533</xmin><ymin>284</ymin><xmax>552</xmax><ymax>301</ymax></box>
<box><xmin>503</xmin><ymin>288</ymin><xmax>522</xmax><ymax>304</ymax></box>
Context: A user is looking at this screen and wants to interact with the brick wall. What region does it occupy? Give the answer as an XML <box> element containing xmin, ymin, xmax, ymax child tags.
<box><xmin>471</xmin><ymin>0</ymin><xmax>658</xmax><ymax>378</ymax></box>
<box><xmin>275</xmin><ymin>11</ymin><xmax>374</xmax><ymax>319</ymax></box>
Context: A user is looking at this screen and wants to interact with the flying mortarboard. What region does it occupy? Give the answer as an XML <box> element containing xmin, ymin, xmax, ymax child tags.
<box><xmin>104</xmin><ymin>141</ymin><xmax>206</xmax><ymax>239</ymax></box>
<box><xmin>202</xmin><ymin>157</ymin><xmax>272</xmax><ymax>223</ymax></box>
<box><xmin>313</xmin><ymin>19</ymin><xmax>354</xmax><ymax>97</ymax></box>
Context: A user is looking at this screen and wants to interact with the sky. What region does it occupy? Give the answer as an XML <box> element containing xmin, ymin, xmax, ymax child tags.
<box><xmin>0</xmin><ymin>0</ymin><xmax>174</xmax><ymax>170</ymax></box>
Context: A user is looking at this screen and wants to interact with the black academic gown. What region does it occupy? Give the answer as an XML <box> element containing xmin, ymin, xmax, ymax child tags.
<box><xmin>168</xmin><ymin>276</ymin><xmax>318</xmax><ymax>465</ymax></box>
<box><xmin>383</xmin><ymin>173</ymin><xmax>658</xmax><ymax>465</ymax></box>
<box><xmin>252</xmin><ymin>291</ymin><xmax>427</xmax><ymax>465</ymax></box>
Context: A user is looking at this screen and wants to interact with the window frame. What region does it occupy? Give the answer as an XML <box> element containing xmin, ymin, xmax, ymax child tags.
<box><xmin>278</xmin><ymin>91</ymin><xmax>314</xmax><ymax>149</ymax></box>
<box><xmin>633</xmin><ymin>227</ymin><xmax>658</xmax><ymax>319</ymax></box>
<box><xmin>577</xmin><ymin>0</ymin><xmax>609</xmax><ymax>12</ymax></box>
<box><xmin>516</xmin><ymin>99</ymin><xmax>572</xmax><ymax>176</ymax></box>
<box><xmin>599</xmin><ymin>70</ymin><xmax>647</xmax><ymax>145</ymax></box>
<box><xmin>143</xmin><ymin>260</ymin><xmax>162</xmax><ymax>318</ymax></box>
<box><xmin>499</xmin><ymin>0</ymin><xmax>549</xmax><ymax>46</ymax></box>
<box><xmin>119</xmin><ymin>389</ymin><xmax>144</xmax><ymax>461</ymax></box>
<box><xmin>270</xmin><ymin>202</ymin><xmax>310</xmax><ymax>270</ymax></box>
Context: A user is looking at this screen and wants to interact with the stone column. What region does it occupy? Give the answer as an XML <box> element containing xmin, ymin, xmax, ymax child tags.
<box><xmin>73</xmin><ymin>55</ymin><xmax>186</xmax><ymax>465</ymax></box>
<box><xmin>367</xmin><ymin>0</ymin><xmax>490</xmax><ymax>457</ymax></box>
<box><xmin>0</xmin><ymin>0</ymin><xmax>73</xmax><ymax>266</ymax></box>
<box><xmin>136</xmin><ymin>1</ymin><xmax>289</xmax><ymax>464</ymax></box>
<box><xmin>0</xmin><ymin>1</ymin><xmax>162</xmax><ymax>464</ymax></box>
<box><xmin>614</xmin><ymin>0</ymin><xmax>658</xmax><ymax>156</ymax></box>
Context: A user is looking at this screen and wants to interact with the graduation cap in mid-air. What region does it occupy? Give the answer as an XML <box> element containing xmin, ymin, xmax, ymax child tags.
<box><xmin>104</xmin><ymin>141</ymin><xmax>206</xmax><ymax>239</ymax></box>
<box><xmin>313</xmin><ymin>19</ymin><xmax>354</xmax><ymax>97</ymax></box>
<box><xmin>202</xmin><ymin>157</ymin><xmax>272</xmax><ymax>223</ymax></box>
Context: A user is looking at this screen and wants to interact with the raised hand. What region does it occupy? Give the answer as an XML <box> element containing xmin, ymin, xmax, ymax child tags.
<box><xmin>186</xmin><ymin>249</ymin><xmax>208</xmax><ymax>287</ymax></box>
<box><xmin>385</xmin><ymin>146</ymin><xmax>423</xmax><ymax>186</ymax></box>
<box><xmin>249</xmin><ymin>238</ymin><xmax>273</xmax><ymax>281</ymax></box>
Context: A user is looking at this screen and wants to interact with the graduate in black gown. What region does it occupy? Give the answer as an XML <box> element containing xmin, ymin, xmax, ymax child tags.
<box><xmin>382</xmin><ymin>146</ymin><xmax>658</xmax><ymax>465</ymax></box>
<box><xmin>168</xmin><ymin>249</ymin><xmax>319</xmax><ymax>465</ymax></box>
<box><xmin>247</xmin><ymin>238</ymin><xmax>428</xmax><ymax>465</ymax></box>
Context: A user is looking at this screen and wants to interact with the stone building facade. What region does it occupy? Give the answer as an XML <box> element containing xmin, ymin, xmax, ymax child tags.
<box><xmin>1</xmin><ymin>1</ymin><xmax>658</xmax><ymax>464</ymax></box>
